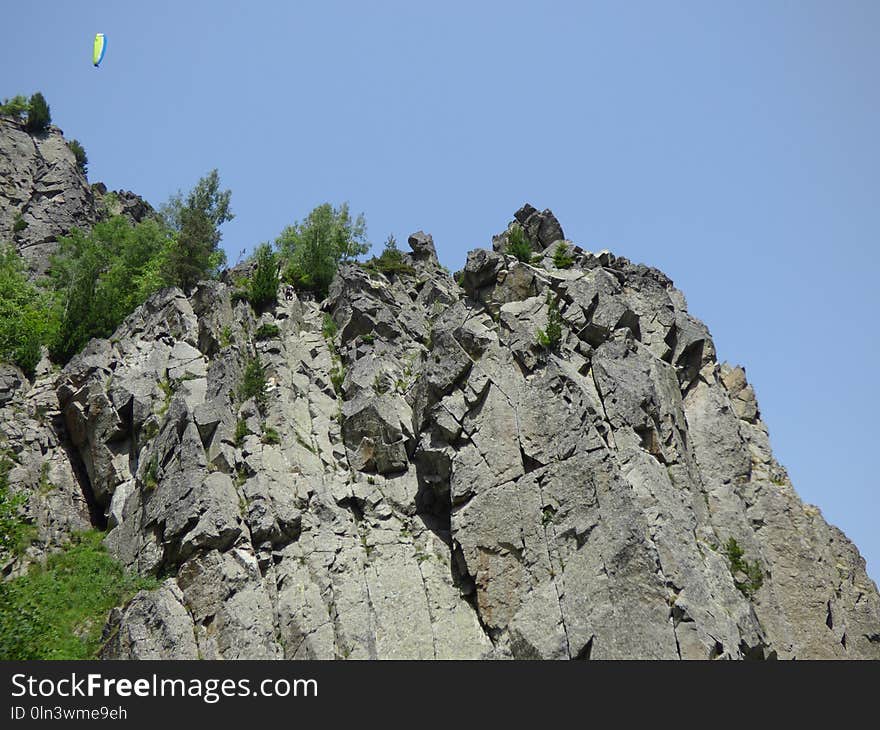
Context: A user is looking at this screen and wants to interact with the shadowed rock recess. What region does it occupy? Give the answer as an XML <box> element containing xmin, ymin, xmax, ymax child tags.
<box><xmin>2</xmin><ymin>187</ymin><xmax>879</xmax><ymax>658</ymax></box>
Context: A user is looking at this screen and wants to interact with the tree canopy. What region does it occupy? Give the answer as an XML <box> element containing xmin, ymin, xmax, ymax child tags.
<box><xmin>0</xmin><ymin>245</ymin><xmax>58</xmax><ymax>377</ymax></box>
<box><xmin>277</xmin><ymin>202</ymin><xmax>369</xmax><ymax>298</ymax></box>
<box><xmin>161</xmin><ymin>169</ymin><xmax>233</xmax><ymax>291</ymax></box>
<box><xmin>49</xmin><ymin>217</ymin><xmax>171</xmax><ymax>364</ymax></box>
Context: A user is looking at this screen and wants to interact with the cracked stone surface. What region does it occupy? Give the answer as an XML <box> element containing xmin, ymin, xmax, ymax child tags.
<box><xmin>1</xmin><ymin>125</ymin><xmax>878</xmax><ymax>660</ymax></box>
<box><xmin>0</xmin><ymin>116</ymin><xmax>152</xmax><ymax>277</ymax></box>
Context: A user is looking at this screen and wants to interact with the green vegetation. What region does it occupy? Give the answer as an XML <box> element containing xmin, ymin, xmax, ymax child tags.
<box><xmin>0</xmin><ymin>94</ymin><xmax>29</xmax><ymax>118</ymax></box>
<box><xmin>254</xmin><ymin>322</ymin><xmax>280</xmax><ymax>341</ymax></box>
<box><xmin>0</xmin><ymin>530</ymin><xmax>157</xmax><ymax>659</ymax></box>
<box><xmin>322</xmin><ymin>314</ymin><xmax>338</xmax><ymax>340</ymax></box>
<box><xmin>1</xmin><ymin>92</ymin><xmax>53</xmax><ymax>132</ymax></box>
<box><xmin>319</xmin><ymin>314</ymin><xmax>345</xmax><ymax>395</ymax></box>
<box><xmin>141</xmin><ymin>419</ymin><xmax>160</xmax><ymax>442</ymax></box>
<box><xmin>156</xmin><ymin>377</ymin><xmax>174</xmax><ymax>417</ymax></box>
<box><xmin>99</xmin><ymin>190</ymin><xmax>119</xmax><ymax>217</ymax></box>
<box><xmin>372</xmin><ymin>373</ymin><xmax>389</xmax><ymax>395</ymax></box>
<box><xmin>0</xmin><ymin>456</ymin><xmax>35</xmax><ymax>561</ymax></box>
<box><xmin>220</xmin><ymin>325</ymin><xmax>233</xmax><ymax>348</ymax></box>
<box><xmin>536</xmin><ymin>291</ymin><xmax>564</xmax><ymax>351</ymax></box>
<box><xmin>0</xmin><ymin>245</ymin><xmax>58</xmax><ymax>377</ymax></box>
<box><xmin>25</xmin><ymin>92</ymin><xmax>51</xmax><ymax>133</ymax></box>
<box><xmin>363</xmin><ymin>235</ymin><xmax>415</xmax><ymax>276</ymax></box>
<box><xmin>278</xmin><ymin>202</ymin><xmax>369</xmax><ymax>298</ymax></box>
<box><xmin>0</xmin><ymin>167</ymin><xmax>235</xmax><ymax>379</ymax></box>
<box><xmin>49</xmin><ymin>217</ymin><xmax>170</xmax><ymax>364</ymax></box>
<box><xmin>12</xmin><ymin>214</ymin><xmax>27</xmax><ymax>233</ymax></box>
<box><xmin>239</xmin><ymin>355</ymin><xmax>267</xmax><ymax>408</ymax></box>
<box><xmin>1</xmin><ymin>171</ymin><xmax>235</xmax><ymax>374</ymax></box>
<box><xmin>234</xmin><ymin>418</ymin><xmax>250</xmax><ymax>446</ymax></box>
<box><xmin>505</xmin><ymin>223</ymin><xmax>534</xmax><ymax>263</ymax></box>
<box><xmin>261</xmin><ymin>426</ymin><xmax>281</xmax><ymax>445</ymax></box>
<box><xmin>67</xmin><ymin>139</ymin><xmax>88</xmax><ymax>175</ymax></box>
<box><xmin>38</xmin><ymin>462</ymin><xmax>54</xmax><ymax>494</ymax></box>
<box><xmin>144</xmin><ymin>456</ymin><xmax>159</xmax><ymax>491</ymax></box>
<box><xmin>160</xmin><ymin>169</ymin><xmax>233</xmax><ymax>292</ymax></box>
<box><xmin>230</xmin><ymin>288</ymin><xmax>249</xmax><ymax>304</ymax></box>
<box><xmin>329</xmin><ymin>354</ymin><xmax>345</xmax><ymax>395</ymax></box>
<box><xmin>552</xmin><ymin>242</ymin><xmax>574</xmax><ymax>269</ymax></box>
<box><xmin>723</xmin><ymin>537</ymin><xmax>764</xmax><ymax>599</ymax></box>
<box><xmin>248</xmin><ymin>243</ymin><xmax>279</xmax><ymax>312</ymax></box>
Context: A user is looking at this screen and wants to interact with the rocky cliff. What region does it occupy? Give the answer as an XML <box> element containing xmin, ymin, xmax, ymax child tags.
<box><xmin>1</xmin><ymin>121</ymin><xmax>878</xmax><ymax>660</ymax></box>
<box><xmin>0</xmin><ymin>115</ymin><xmax>151</xmax><ymax>275</ymax></box>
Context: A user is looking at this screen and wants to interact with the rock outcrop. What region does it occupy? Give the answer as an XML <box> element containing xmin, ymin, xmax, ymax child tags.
<box><xmin>2</xmin><ymin>202</ymin><xmax>877</xmax><ymax>659</ymax></box>
<box><xmin>0</xmin><ymin>116</ymin><xmax>152</xmax><ymax>276</ymax></box>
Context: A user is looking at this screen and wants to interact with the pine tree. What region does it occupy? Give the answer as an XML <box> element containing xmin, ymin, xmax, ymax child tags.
<box><xmin>248</xmin><ymin>243</ymin><xmax>279</xmax><ymax>312</ymax></box>
<box><xmin>25</xmin><ymin>92</ymin><xmax>51</xmax><ymax>133</ymax></box>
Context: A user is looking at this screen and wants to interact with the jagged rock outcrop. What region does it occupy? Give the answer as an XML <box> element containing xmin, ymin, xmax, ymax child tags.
<box><xmin>0</xmin><ymin>359</ymin><xmax>95</xmax><ymax>576</ymax></box>
<box><xmin>1</xmin><ymin>198</ymin><xmax>878</xmax><ymax>659</ymax></box>
<box><xmin>0</xmin><ymin>116</ymin><xmax>97</xmax><ymax>275</ymax></box>
<box><xmin>0</xmin><ymin>117</ymin><xmax>152</xmax><ymax>276</ymax></box>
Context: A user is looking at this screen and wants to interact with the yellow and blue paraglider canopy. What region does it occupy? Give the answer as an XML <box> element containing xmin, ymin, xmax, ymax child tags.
<box><xmin>93</xmin><ymin>33</ymin><xmax>106</xmax><ymax>67</ymax></box>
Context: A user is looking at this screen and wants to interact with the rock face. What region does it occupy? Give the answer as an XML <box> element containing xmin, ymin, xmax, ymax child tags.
<box><xmin>0</xmin><ymin>117</ymin><xmax>153</xmax><ymax>276</ymax></box>
<box><xmin>1</xmin><ymin>199</ymin><xmax>879</xmax><ymax>659</ymax></box>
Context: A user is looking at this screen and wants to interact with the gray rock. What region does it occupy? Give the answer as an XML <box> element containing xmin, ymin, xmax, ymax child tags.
<box><xmin>2</xmin><ymin>196</ymin><xmax>877</xmax><ymax>660</ymax></box>
<box><xmin>0</xmin><ymin>118</ymin><xmax>98</xmax><ymax>276</ymax></box>
<box><xmin>100</xmin><ymin>581</ymin><xmax>199</xmax><ymax>659</ymax></box>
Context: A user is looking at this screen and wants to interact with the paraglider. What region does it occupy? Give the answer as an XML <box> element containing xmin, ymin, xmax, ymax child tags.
<box><xmin>93</xmin><ymin>33</ymin><xmax>106</xmax><ymax>67</ymax></box>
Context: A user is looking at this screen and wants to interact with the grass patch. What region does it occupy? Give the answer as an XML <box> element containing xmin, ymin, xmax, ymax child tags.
<box><xmin>0</xmin><ymin>456</ymin><xmax>35</xmax><ymax>559</ymax></box>
<box><xmin>322</xmin><ymin>313</ymin><xmax>337</xmax><ymax>340</ymax></box>
<box><xmin>261</xmin><ymin>426</ymin><xmax>281</xmax><ymax>445</ymax></box>
<box><xmin>38</xmin><ymin>462</ymin><xmax>55</xmax><ymax>495</ymax></box>
<box><xmin>723</xmin><ymin>537</ymin><xmax>764</xmax><ymax>599</ymax></box>
<box><xmin>143</xmin><ymin>456</ymin><xmax>159</xmax><ymax>491</ymax></box>
<box><xmin>0</xmin><ymin>530</ymin><xmax>158</xmax><ymax>659</ymax></box>
<box><xmin>372</xmin><ymin>373</ymin><xmax>389</xmax><ymax>395</ymax></box>
<box><xmin>254</xmin><ymin>322</ymin><xmax>281</xmax><ymax>341</ymax></box>
<box><xmin>156</xmin><ymin>377</ymin><xmax>174</xmax><ymax>417</ymax></box>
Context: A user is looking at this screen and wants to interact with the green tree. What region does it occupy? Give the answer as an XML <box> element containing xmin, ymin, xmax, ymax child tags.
<box><xmin>505</xmin><ymin>223</ymin><xmax>534</xmax><ymax>263</ymax></box>
<box><xmin>364</xmin><ymin>234</ymin><xmax>415</xmax><ymax>276</ymax></box>
<box><xmin>25</xmin><ymin>92</ymin><xmax>51</xmax><ymax>133</ymax></box>
<box><xmin>277</xmin><ymin>202</ymin><xmax>369</xmax><ymax>298</ymax></box>
<box><xmin>248</xmin><ymin>243</ymin><xmax>279</xmax><ymax>312</ymax></box>
<box><xmin>0</xmin><ymin>95</ymin><xmax>28</xmax><ymax>118</ymax></box>
<box><xmin>67</xmin><ymin>139</ymin><xmax>88</xmax><ymax>175</ymax></box>
<box><xmin>239</xmin><ymin>355</ymin><xmax>267</xmax><ymax>409</ymax></box>
<box><xmin>0</xmin><ymin>245</ymin><xmax>58</xmax><ymax>377</ymax></box>
<box><xmin>536</xmin><ymin>291</ymin><xmax>564</xmax><ymax>351</ymax></box>
<box><xmin>552</xmin><ymin>242</ymin><xmax>574</xmax><ymax>269</ymax></box>
<box><xmin>161</xmin><ymin>170</ymin><xmax>233</xmax><ymax>291</ymax></box>
<box><xmin>49</xmin><ymin>217</ymin><xmax>171</xmax><ymax>364</ymax></box>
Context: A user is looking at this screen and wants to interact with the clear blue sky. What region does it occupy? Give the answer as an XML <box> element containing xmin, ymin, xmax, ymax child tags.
<box><xmin>2</xmin><ymin>1</ymin><xmax>878</xmax><ymax>583</ymax></box>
